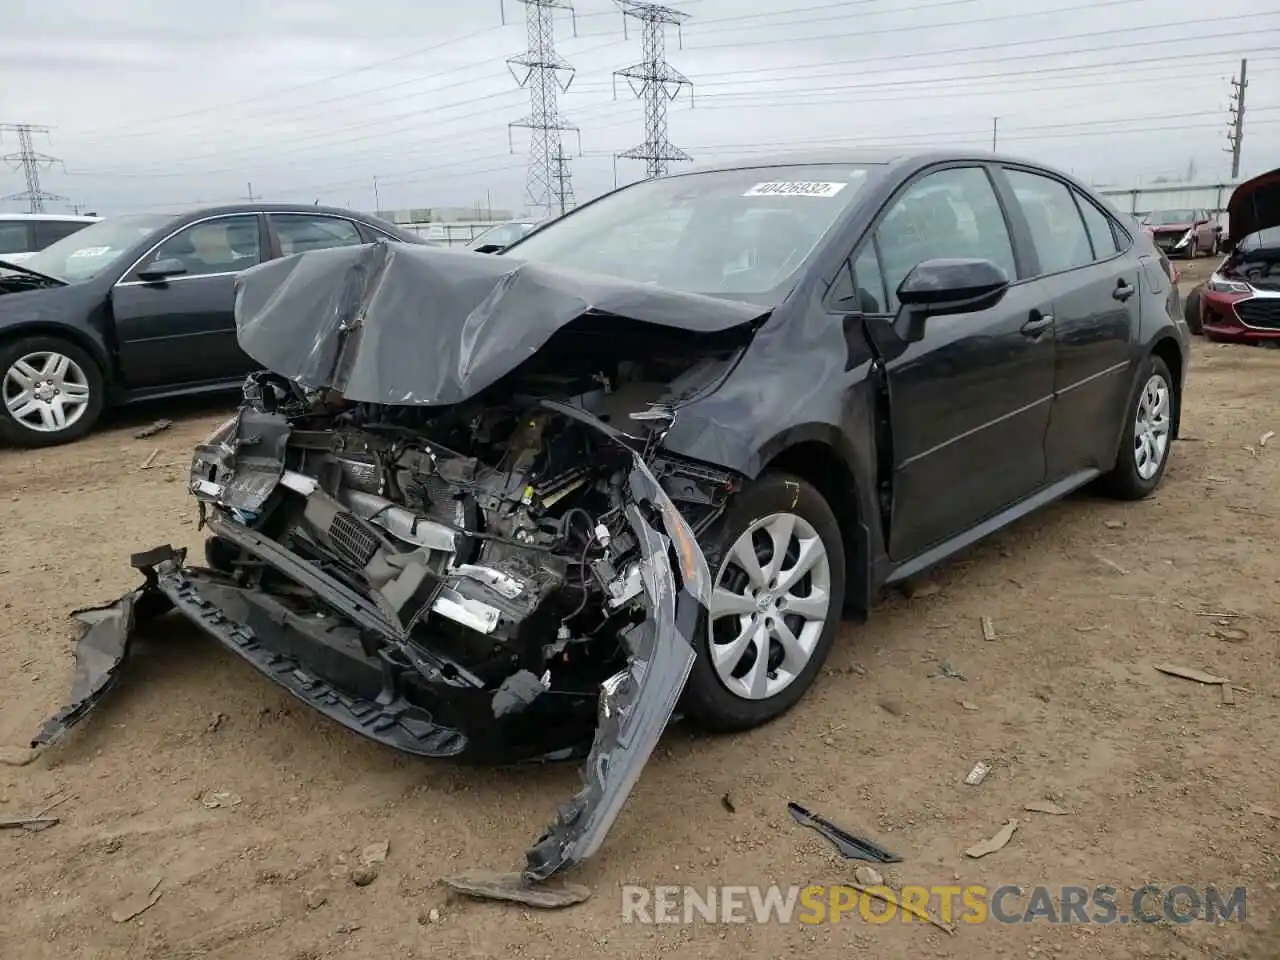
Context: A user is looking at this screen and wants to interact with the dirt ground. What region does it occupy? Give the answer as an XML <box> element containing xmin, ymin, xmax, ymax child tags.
<box><xmin>1</xmin><ymin>259</ymin><xmax>1277</xmax><ymax>959</ymax></box>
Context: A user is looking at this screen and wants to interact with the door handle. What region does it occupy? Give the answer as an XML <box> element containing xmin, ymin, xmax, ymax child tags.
<box><xmin>1113</xmin><ymin>280</ymin><xmax>1135</xmax><ymax>302</ymax></box>
<box><xmin>1021</xmin><ymin>310</ymin><xmax>1053</xmax><ymax>337</ymax></box>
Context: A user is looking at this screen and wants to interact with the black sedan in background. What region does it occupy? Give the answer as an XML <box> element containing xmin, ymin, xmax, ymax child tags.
<box><xmin>0</xmin><ymin>203</ymin><xmax>429</xmax><ymax>446</ymax></box>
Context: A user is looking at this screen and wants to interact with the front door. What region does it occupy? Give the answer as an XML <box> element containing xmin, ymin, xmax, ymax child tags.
<box><xmin>858</xmin><ymin>165</ymin><xmax>1057</xmax><ymax>560</ymax></box>
<box><xmin>111</xmin><ymin>214</ymin><xmax>265</xmax><ymax>389</ymax></box>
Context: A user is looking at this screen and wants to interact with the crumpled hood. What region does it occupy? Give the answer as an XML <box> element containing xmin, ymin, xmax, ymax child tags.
<box><xmin>233</xmin><ymin>240</ymin><xmax>769</xmax><ymax>407</ymax></box>
<box><xmin>1228</xmin><ymin>167</ymin><xmax>1280</xmax><ymax>243</ymax></box>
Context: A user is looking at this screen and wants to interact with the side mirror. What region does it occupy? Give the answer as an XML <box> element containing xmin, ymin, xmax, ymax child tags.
<box><xmin>1214</xmin><ymin>224</ymin><xmax>1224</xmax><ymax>234</ymax></box>
<box><xmin>136</xmin><ymin>257</ymin><xmax>188</xmax><ymax>282</ymax></box>
<box><xmin>893</xmin><ymin>258</ymin><xmax>1010</xmax><ymax>344</ymax></box>
<box><xmin>471</xmin><ymin>243</ymin><xmax>506</xmax><ymax>254</ymax></box>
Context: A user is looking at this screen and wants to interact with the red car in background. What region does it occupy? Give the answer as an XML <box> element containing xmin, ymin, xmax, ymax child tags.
<box><xmin>1142</xmin><ymin>208</ymin><xmax>1222</xmax><ymax>258</ymax></box>
<box><xmin>1184</xmin><ymin>167</ymin><xmax>1280</xmax><ymax>342</ymax></box>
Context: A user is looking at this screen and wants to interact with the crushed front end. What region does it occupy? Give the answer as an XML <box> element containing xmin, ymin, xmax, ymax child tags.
<box><xmin>35</xmin><ymin>371</ymin><xmax>738</xmax><ymax>880</ymax></box>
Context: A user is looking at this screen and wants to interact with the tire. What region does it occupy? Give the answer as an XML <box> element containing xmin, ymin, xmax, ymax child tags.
<box><xmin>1185</xmin><ymin>236</ymin><xmax>1198</xmax><ymax>259</ymax></box>
<box><xmin>0</xmin><ymin>335</ymin><xmax>105</xmax><ymax>447</ymax></box>
<box><xmin>681</xmin><ymin>472</ymin><xmax>847</xmax><ymax>732</ymax></box>
<box><xmin>1100</xmin><ymin>354</ymin><xmax>1175</xmax><ymax>500</ymax></box>
<box><xmin>1184</xmin><ymin>284</ymin><xmax>1203</xmax><ymax>335</ymax></box>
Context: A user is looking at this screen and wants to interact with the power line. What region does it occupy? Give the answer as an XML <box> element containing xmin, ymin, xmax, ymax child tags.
<box><xmin>75</xmin><ymin>26</ymin><xmax>1275</xmax><ymax>181</ymax></box>
<box><xmin>0</xmin><ymin>123</ymin><xmax>67</xmax><ymax>213</ymax></box>
<box><xmin>1227</xmin><ymin>58</ymin><xmax>1248</xmax><ymax>178</ymax></box>
<box><xmin>613</xmin><ymin>1</ymin><xmax>693</xmax><ymax>180</ymax></box>
<box><xmin>504</xmin><ymin>0</ymin><xmax>581</xmax><ymax>216</ymax></box>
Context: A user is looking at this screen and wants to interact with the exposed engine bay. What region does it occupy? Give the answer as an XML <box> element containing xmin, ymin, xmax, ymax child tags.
<box><xmin>31</xmin><ymin>239</ymin><xmax>768</xmax><ymax>887</ymax></box>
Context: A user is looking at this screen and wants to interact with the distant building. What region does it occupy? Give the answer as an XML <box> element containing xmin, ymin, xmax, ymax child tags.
<box><xmin>370</xmin><ymin>206</ymin><xmax>520</xmax><ymax>247</ymax></box>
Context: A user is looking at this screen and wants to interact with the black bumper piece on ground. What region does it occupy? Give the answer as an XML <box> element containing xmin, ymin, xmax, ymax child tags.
<box><xmin>31</xmin><ymin>401</ymin><xmax>713</xmax><ymax>887</ymax></box>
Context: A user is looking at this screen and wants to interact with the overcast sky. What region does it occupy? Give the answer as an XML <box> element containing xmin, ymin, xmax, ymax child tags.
<box><xmin>1</xmin><ymin>0</ymin><xmax>1275</xmax><ymax>216</ymax></box>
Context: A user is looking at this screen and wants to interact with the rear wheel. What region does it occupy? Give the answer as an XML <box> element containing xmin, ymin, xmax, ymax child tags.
<box><xmin>1184</xmin><ymin>284</ymin><xmax>1203</xmax><ymax>335</ymax></box>
<box><xmin>0</xmin><ymin>336</ymin><xmax>104</xmax><ymax>447</ymax></box>
<box><xmin>1100</xmin><ymin>355</ymin><xmax>1175</xmax><ymax>500</ymax></box>
<box><xmin>681</xmin><ymin>472</ymin><xmax>846</xmax><ymax>731</ymax></box>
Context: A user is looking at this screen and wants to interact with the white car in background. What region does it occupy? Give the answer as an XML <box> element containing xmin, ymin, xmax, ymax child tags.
<box><xmin>0</xmin><ymin>213</ymin><xmax>101</xmax><ymax>263</ymax></box>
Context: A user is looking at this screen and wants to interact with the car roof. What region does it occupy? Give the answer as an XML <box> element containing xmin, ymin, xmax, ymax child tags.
<box><xmin>672</xmin><ymin>148</ymin><xmax>1083</xmax><ymax>183</ymax></box>
<box><xmin>0</xmin><ymin>213</ymin><xmax>101</xmax><ymax>222</ymax></box>
<box><xmin>150</xmin><ymin>202</ymin><xmax>412</xmax><ymax>234</ymax></box>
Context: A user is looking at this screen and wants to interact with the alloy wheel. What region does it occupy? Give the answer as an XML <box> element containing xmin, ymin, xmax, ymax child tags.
<box><xmin>1134</xmin><ymin>373</ymin><xmax>1172</xmax><ymax>481</ymax></box>
<box><xmin>708</xmin><ymin>512</ymin><xmax>833</xmax><ymax>701</ymax></box>
<box><xmin>2</xmin><ymin>351</ymin><xmax>92</xmax><ymax>434</ymax></box>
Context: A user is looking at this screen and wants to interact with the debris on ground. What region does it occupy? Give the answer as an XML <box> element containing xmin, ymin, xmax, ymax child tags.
<box><xmin>206</xmin><ymin>712</ymin><xmax>227</xmax><ymax>733</ymax></box>
<box><xmin>336</xmin><ymin>921</ymin><xmax>362</xmax><ymax>934</ymax></box>
<box><xmin>443</xmin><ymin>869</ymin><xmax>592</xmax><ymax>909</ymax></box>
<box><xmin>1103</xmin><ymin>519</ymin><xmax>1125</xmax><ymax>529</ymax></box>
<box><xmin>959</xmin><ymin>701</ymin><xmax>979</xmax><ymax>712</ymax></box>
<box><xmin>928</xmin><ymin>659</ymin><xmax>966</xmax><ymax>681</ymax></box>
<box><xmin>303</xmin><ymin>887</ymin><xmax>329</xmax><ymax>911</ymax></box>
<box><xmin>720</xmin><ymin>794</ymin><xmax>736</xmax><ymax>814</ymax></box>
<box><xmin>360</xmin><ymin>840</ymin><xmax>389</xmax><ymax>866</ymax></box>
<box><xmin>349</xmin><ymin>865</ymin><xmax>379</xmax><ymax>887</ymax></box>
<box><xmin>1209</xmin><ymin>625</ymin><xmax>1250</xmax><ymax>643</ymax></box>
<box><xmin>418</xmin><ymin>907</ymin><xmax>442</xmax><ymax>924</ymax></box>
<box><xmin>1154</xmin><ymin>664</ymin><xmax>1229</xmax><ymax>685</ymax></box>
<box><xmin>111</xmin><ymin>876</ymin><xmax>163</xmax><ymax>922</ymax></box>
<box><xmin>1221</xmin><ymin>683</ymin><xmax>1236</xmax><ymax>706</ymax></box>
<box><xmin>964</xmin><ymin>761</ymin><xmax>991</xmax><ymax>786</ymax></box>
<box><xmin>846</xmin><ymin>881</ymin><xmax>955</xmax><ymax>935</ymax></box>
<box><xmin>786</xmin><ymin>802</ymin><xmax>902</xmax><ymax>863</ymax></box>
<box><xmin>876</xmin><ymin>694</ymin><xmax>908</xmax><ymax>717</ymax></box>
<box><xmin>140</xmin><ymin>448</ymin><xmax>161</xmax><ymax>470</ymax></box>
<box><xmin>853</xmin><ymin>865</ymin><xmax>883</xmax><ymax>886</ymax></box>
<box><xmin>200</xmin><ymin>790</ymin><xmax>242</xmax><ymax>809</ymax></box>
<box><xmin>133</xmin><ymin>419</ymin><xmax>173</xmax><ymax>439</ymax></box>
<box><xmin>0</xmin><ymin>815</ymin><xmax>59</xmax><ymax>832</ymax></box>
<box><xmin>1095</xmin><ymin>554</ymin><xmax>1130</xmax><ymax>576</ymax></box>
<box><xmin>980</xmin><ymin>616</ymin><xmax>996</xmax><ymax>642</ymax></box>
<box><xmin>1023</xmin><ymin>800</ymin><xmax>1070</xmax><ymax>816</ymax></box>
<box><xmin>1261</xmin><ymin>430</ymin><xmax>1276</xmax><ymax>447</ymax></box>
<box><xmin>965</xmin><ymin>819</ymin><xmax>1018</xmax><ymax>859</ymax></box>
<box><xmin>1251</xmin><ymin>805</ymin><xmax>1280</xmax><ymax>820</ymax></box>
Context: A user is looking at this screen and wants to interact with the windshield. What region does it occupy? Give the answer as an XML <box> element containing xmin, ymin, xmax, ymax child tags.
<box><xmin>468</xmin><ymin>222</ymin><xmax>534</xmax><ymax>249</ymax></box>
<box><xmin>505</xmin><ymin>164</ymin><xmax>879</xmax><ymax>301</ymax></box>
<box><xmin>20</xmin><ymin>213</ymin><xmax>173</xmax><ymax>282</ymax></box>
<box><xmin>1146</xmin><ymin>209</ymin><xmax>1197</xmax><ymax>225</ymax></box>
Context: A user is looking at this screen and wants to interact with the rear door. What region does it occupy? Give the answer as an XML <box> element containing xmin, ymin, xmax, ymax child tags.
<box><xmin>111</xmin><ymin>214</ymin><xmax>266</xmax><ymax>388</ymax></box>
<box><xmin>852</xmin><ymin>164</ymin><xmax>1057</xmax><ymax>559</ymax></box>
<box><xmin>994</xmin><ymin>167</ymin><xmax>1137</xmax><ymax>480</ymax></box>
<box><xmin>267</xmin><ymin>213</ymin><xmax>366</xmax><ymax>258</ymax></box>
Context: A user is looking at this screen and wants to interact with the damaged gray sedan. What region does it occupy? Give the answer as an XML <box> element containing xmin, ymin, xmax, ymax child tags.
<box><xmin>36</xmin><ymin>152</ymin><xmax>1188</xmax><ymax>883</ymax></box>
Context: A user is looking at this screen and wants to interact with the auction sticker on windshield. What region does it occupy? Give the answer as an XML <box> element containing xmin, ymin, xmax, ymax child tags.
<box><xmin>743</xmin><ymin>182</ymin><xmax>848</xmax><ymax>198</ymax></box>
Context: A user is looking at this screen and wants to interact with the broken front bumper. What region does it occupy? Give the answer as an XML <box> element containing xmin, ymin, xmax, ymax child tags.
<box><xmin>32</xmin><ymin>404</ymin><xmax>711</xmax><ymax>884</ymax></box>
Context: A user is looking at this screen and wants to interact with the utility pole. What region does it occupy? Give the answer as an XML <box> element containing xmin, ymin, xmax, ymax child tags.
<box><xmin>991</xmin><ymin>117</ymin><xmax>998</xmax><ymax>152</ymax></box>
<box><xmin>0</xmin><ymin>123</ymin><xmax>67</xmax><ymax>212</ymax></box>
<box><xmin>1226</xmin><ymin>58</ymin><xmax>1247</xmax><ymax>179</ymax></box>
<box><xmin>551</xmin><ymin>147</ymin><xmax>575</xmax><ymax>215</ymax></box>
<box><xmin>373</xmin><ymin>176</ymin><xmax>381</xmax><ymax>213</ymax></box>
<box><xmin>613</xmin><ymin>1</ymin><xmax>693</xmax><ymax>180</ymax></box>
<box><xmin>503</xmin><ymin>0</ymin><xmax>581</xmax><ymax>217</ymax></box>
<box><xmin>242</xmin><ymin>181</ymin><xmax>257</xmax><ymax>201</ymax></box>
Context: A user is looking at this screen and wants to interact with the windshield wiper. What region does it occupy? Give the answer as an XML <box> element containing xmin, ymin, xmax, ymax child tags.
<box><xmin>0</xmin><ymin>259</ymin><xmax>67</xmax><ymax>287</ymax></box>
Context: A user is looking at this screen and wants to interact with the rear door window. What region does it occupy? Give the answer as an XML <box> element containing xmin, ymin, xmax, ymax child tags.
<box><xmin>269</xmin><ymin>214</ymin><xmax>364</xmax><ymax>256</ymax></box>
<box><xmin>1004</xmin><ymin>169</ymin><xmax>1094</xmax><ymax>275</ymax></box>
<box><xmin>0</xmin><ymin>221</ymin><xmax>32</xmax><ymax>256</ymax></box>
<box><xmin>1073</xmin><ymin>191</ymin><xmax>1120</xmax><ymax>261</ymax></box>
<box><xmin>32</xmin><ymin>220</ymin><xmax>89</xmax><ymax>250</ymax></box>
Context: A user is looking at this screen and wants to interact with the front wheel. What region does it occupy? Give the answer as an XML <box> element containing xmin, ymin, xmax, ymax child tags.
<box><xmin>1100</xmin><ymin>355</ymin><xmax>1175</xmax><ymax>500</ymax></box>
<box><xmin>681</xmin><ymin>472</ymin><xmax>847</xmax><ymax>732</ymax></box>
<box><xmin>0</xmin><ymin>336</ymin><xmax>105</xmax><ymax>447</ymax></box>
<box><xmin>1184</xmin><ymin>284</ymin><xmax>1203</xmax><ymax>335</ymax></box>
